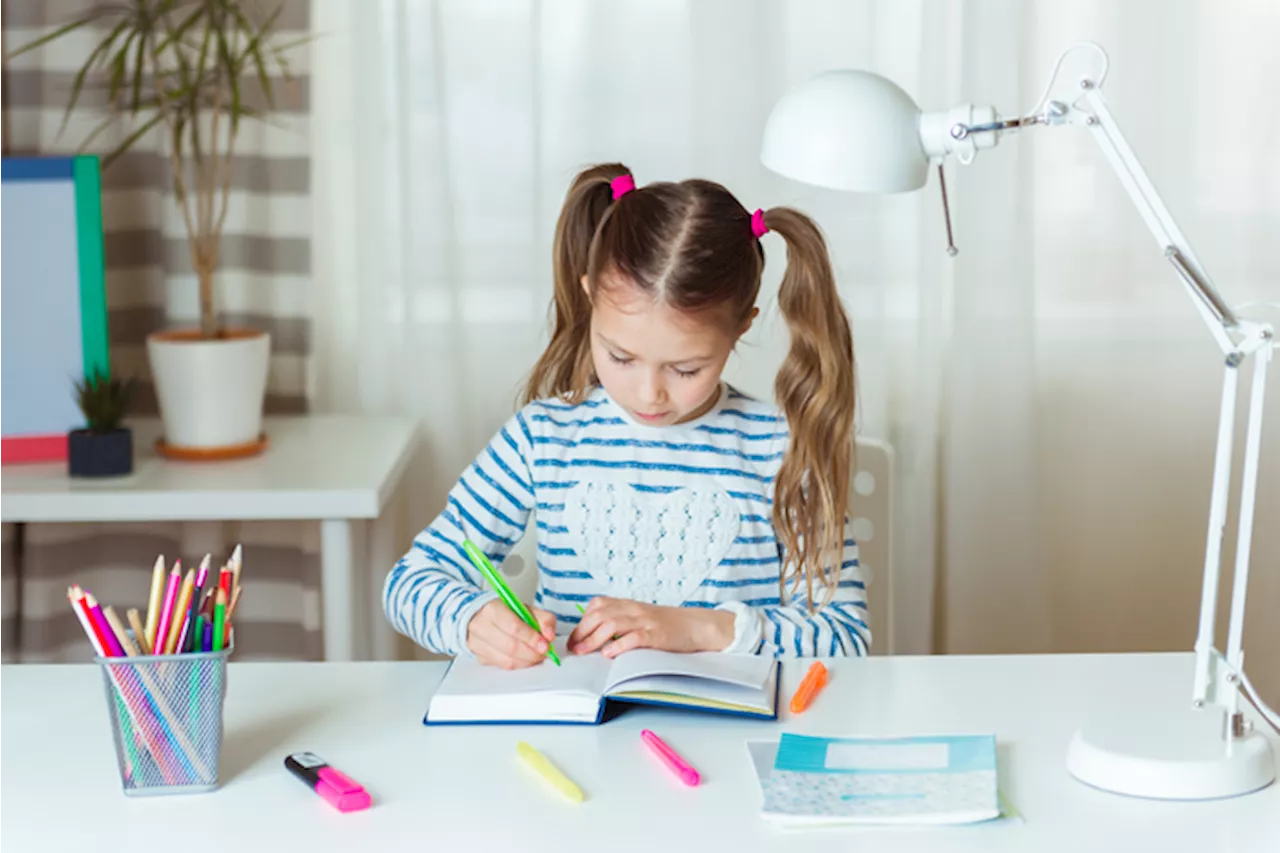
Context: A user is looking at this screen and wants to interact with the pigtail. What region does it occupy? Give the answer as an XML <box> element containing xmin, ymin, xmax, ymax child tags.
<box><xmin>523</xmin><ymin>163</ymin><xmax>633</xmax><ymax>404</ymax></box>
<box><xmin>766</xmin><ymin>207</ymin><xmax>856</xmax><ymax>610</ymax></box>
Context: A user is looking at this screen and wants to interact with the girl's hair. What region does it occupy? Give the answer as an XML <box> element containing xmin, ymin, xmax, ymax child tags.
<box><xmin>524</xmin><ymin>164</ymin><xmax>855</xmax><ymax>609</ymax></box>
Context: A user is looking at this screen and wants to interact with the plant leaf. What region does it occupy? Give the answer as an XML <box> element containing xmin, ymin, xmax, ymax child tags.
<box><xmin>73</xmin><ymin>367</ymin><xmax>134</xmax><ymax>431</ymax></box>
<box><xmin>59</xmin><ymin>18</ymin><xmax>131</xmax><ymax>136</ymax></box>
<box><xmin>8</xmin><ymin>13</ymin><xmax>102</xmax><ymax>58</ymax></box>
<box><xmin>230</xmin><ymin>3</ymin><xmax>282</xmax><ymax>109</ymax></box>
<box><xmin>154</xmin><ymin>2</ymin><xmax>204</xmax><ymax>53</ymax></box>
<box><xmin>131</xmin><ymin>24</ymin><xmax>148</xmax><ymax>113</ymax></box>
<box><xmin>106</xmin><ymin>27</ymin><xmax>137</xmax><ymax>107</ymax></box>
<box><xmin>214</xmin><ymin>12</ymin><xmax>239</xmax><ymax>126</ymax></box>
<box><xmin>100</xmin><ymin>112</ymin><xmax>165</xmax><ymax>169</ymax></box>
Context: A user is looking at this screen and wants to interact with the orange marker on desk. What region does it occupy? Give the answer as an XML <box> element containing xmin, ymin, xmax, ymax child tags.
<box><xmin>789</xmin><ymin>661</ymin><xmax>828</xmax><ymax>714</ymax></box>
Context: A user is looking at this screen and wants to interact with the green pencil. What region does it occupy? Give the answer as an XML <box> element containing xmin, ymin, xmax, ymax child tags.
<box><xmin>462</xmin><ymin>540</ymin><xmax>560</xmax><ymax>666</ymax></box>
<box><xmin>212</xmin><ymin>589</ymin><xmax>226</xmax><ymax>653</ymax></box>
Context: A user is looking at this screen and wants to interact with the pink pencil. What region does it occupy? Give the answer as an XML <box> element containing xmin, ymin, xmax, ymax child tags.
<box><xmin>152</xmin><ymin>561</ymin><xmax>182</xmax><ymax>655</ymax></box>
<box><xmin>84</xmin><ymin>593</ymin><xmax>126</xmax><ymax>658</ymax></box>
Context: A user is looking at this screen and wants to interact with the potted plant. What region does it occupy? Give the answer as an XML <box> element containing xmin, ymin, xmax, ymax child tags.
<box><xmin>15</xmin><ymin>1</ymin><xmax>300</xmax><ymax>454</ymax></box>
<box><xmin>70</xmin><ymin>371</ymin><xmax>137</xmax><ymax>478</ymax></box>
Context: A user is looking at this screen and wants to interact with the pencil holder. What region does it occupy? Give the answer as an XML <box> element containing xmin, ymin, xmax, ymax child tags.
<box><xmin>95</xmin><ymin>640</ymin><xmax>233</xmax><ymax>796</ymax></box>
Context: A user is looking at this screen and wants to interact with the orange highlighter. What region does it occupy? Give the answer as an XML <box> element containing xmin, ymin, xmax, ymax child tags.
<box><xmin>789</xmin><ymin>661</ymin><xmax>828</xmax><ymax>714</ymax></box>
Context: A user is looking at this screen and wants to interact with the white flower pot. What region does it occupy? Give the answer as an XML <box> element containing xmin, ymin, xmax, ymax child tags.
<box><xmin>146</xmin><ymin>329</ymin><xmax>270</xmax><ymax>449</ymax></box>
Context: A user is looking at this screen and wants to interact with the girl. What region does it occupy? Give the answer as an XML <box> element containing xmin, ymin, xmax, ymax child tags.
<box><xmin>384</xmin><ymin>164</ymin><xmax>868</xmax><ymax>668</ymax></box>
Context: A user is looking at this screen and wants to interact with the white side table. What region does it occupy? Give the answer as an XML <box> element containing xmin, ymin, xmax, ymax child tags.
<box><xmin>1</xmin><ymin>415</ymin><xmax>418</xmax><ymax>661</ymax></box>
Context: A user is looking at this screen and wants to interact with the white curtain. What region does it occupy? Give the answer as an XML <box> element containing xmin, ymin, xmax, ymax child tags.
<box><xmin>310</xmin><ymin>0</ymin><xmax>1280</xmax><ymax>697</ymax></box>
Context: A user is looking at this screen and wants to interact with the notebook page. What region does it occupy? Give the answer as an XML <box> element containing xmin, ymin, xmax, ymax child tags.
<box><xmin>426</xmin><ymin>643</ymin><xmax>612</xmax><ymax>722</ymax></box>
<box><xmin>602</xmin><ymin>650</ymin><xmax>776</xmax><ymax>693</ymax></box>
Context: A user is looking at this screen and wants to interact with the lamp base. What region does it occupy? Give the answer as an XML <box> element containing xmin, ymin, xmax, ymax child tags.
<box><xmin>1067</xmin><ymin>707</ymin><xmax>1275</xmax><ymax>800</ymax></box>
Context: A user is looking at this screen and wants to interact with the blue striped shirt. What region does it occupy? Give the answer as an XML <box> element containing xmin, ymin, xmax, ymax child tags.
<box><xmin>383</xmin><ymin>384</ymin><xmax>869</xmax><ymax>658</ymax></box>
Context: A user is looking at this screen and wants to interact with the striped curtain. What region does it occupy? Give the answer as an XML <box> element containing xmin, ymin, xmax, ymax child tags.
<box><xmin>1</xmin><ymin>0</ymin><xmax>321</xmax><ymax>661</ymax></box>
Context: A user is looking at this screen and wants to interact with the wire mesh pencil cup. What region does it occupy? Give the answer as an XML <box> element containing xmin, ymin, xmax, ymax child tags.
<box><xmin>95</xmin><ymin>638</ymin><xmax>233</xmax><ymax>796</ymax></box>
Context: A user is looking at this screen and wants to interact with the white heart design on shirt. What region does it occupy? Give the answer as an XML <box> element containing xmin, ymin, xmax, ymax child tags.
<box><xmin>565</xmin><ymin>481</ymin><xmax>741</xmax><ymax>606</ymax></box>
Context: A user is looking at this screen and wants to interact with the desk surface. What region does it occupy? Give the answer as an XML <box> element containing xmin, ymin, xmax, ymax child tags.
<box><xmin>2</xmin><ymin>653</ymin><xmax>1277</xmax><ymax>852</ymax></box>
<box><xmin>0</xmin><ymin>415</ymin><xmax>418</xmax><ymax>522</ymax></box>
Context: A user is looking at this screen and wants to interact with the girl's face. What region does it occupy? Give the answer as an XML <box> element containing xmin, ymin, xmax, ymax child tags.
<box><xmin>586</xmin><ymin>276</ymin><xmax>754</xmax><ymax>427</ymax></box>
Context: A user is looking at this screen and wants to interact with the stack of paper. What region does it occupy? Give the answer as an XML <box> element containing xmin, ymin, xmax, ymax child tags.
<box><xmin>748</xmin><ymin>733</ymin><xmax>1001</xmax><ymax>826</ymax></box>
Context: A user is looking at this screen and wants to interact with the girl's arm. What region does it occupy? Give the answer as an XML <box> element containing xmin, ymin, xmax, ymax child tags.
<box><xmin>724</xmin><ymin>517</ymin><xmax>870</xmax><ymax>657</ymax></box>
<box><xmin>382</xmin><ymin>412</ymin><xmax>536</xmax><ymax>656</ymax></box>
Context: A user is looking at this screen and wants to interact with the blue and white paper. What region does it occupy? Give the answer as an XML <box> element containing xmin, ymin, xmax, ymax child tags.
<box><xmin>757</xmin><ymin>733</ymin><xmax>1000</xmax><ymax>825</ymax></box>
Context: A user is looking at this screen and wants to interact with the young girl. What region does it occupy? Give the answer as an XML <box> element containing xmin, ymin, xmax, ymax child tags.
<box><xmin>384</xmin><ymin>164</ymin><xmax>868</xmax><ymax>668</ymax></box>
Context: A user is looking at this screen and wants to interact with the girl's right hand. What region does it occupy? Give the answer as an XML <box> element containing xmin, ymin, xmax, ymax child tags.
<box><xmin>466</xmin><ymin>599</ymin><xmax>558</xmax><ymax>669</ymax></box>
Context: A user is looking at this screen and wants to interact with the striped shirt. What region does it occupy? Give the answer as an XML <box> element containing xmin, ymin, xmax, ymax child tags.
<box><xmin>382</xmin><ymin>384</ymin><xmax>870</xmax><ymax>658</ymax></box>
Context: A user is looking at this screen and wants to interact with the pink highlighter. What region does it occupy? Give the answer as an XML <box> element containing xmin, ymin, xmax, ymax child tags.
<box><xmin>285</xmin><ymin>753</ymin><xmax>372</xmax><ymax>812</ymax></box>
<box><xmin>641</xmin><ymin>729</ymin><xmax>701</xmax><ymax>787</ymax></box>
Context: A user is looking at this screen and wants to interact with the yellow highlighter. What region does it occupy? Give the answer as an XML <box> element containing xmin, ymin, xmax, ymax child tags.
<box><xmin>516</xmin><ymin>741</ymin><xmax>584</xmax><ymax>803</ymax></box>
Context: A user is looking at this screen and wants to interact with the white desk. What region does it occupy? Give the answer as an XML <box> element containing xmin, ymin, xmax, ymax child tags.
<box><xmin>1</xmin><ymin>653</ymin><xmax>1276</xmax><ymax>851</ymax></box>
<box><xmin>0</xmin><ymin>415</ymin><xmax>418</xmax><ymax>661</ymax></box>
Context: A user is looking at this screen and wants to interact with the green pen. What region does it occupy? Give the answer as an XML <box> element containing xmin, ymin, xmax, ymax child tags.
<box><xmin>462</xmin><ymin>540</ymin><xmax>560</xmax><ymax>666</ymax></box>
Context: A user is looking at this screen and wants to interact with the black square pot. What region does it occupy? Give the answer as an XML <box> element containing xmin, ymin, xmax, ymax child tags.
<box><xmin>68</xmin><ymin>428</ymin><xmax>133</xmax><ymax>478</ymax></box>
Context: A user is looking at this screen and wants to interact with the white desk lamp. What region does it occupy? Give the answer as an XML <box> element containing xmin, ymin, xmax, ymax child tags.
<box><xmin>760</xmin><ymin>42</ymin><xmax>1277</xmax><ymax>800</ymax></box>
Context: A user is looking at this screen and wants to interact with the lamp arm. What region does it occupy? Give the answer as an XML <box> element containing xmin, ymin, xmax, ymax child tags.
<box><xmin>932</xmin><ymin>60</ymin><xmax>1276</xmax><ymax>730</ymax></box>
<box><xmin>1075</xmin><ymin>84</ymin><xmax>1242</xmax><ymax>352</ymax></box>
<box><xmin>1070</xmin><ymin>83</ymin><xmax>1276</xmax><ymax>718</ymax></box>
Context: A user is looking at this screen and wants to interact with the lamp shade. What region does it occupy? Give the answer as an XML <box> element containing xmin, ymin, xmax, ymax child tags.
<box><xmin>760</xmin><ymin>70</ymin><xmax>931</xmax><ymax>193</ymax></box>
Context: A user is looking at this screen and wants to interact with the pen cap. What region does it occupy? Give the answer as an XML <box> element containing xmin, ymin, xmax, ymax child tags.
<box><xmin>316</xmin><ymin>778</ymin><xmax>373</xmax><ymax>813</ymax></box>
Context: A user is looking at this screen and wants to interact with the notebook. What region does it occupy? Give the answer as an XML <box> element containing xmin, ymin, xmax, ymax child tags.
<box><xmin>747</xmin><ymin>733</ymin><xmax>1001</xmax><ymax>826</ymax></box>
<box><xmin>424</xmin><ymin>647</ymin><xmax>780</xmax><ymax>725</ymax></box>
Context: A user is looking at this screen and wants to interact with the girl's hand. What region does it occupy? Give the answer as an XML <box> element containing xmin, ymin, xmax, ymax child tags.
<box><xmin>567</xmin><ymin>597</ymin><xmax>734</xmax><ymax>658</ymax></box>
<box><xmin>466</xmin><ymin>599</ymin><xmax>557</xmax><ymax>669</ymax></box>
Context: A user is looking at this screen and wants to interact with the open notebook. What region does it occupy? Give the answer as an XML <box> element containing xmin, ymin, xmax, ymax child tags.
<box><xmin>425</xmin><ymin>648</ymin><xmax>780</xmax><ymax>725</ymax></box>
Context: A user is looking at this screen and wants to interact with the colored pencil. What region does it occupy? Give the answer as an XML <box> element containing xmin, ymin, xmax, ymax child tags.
<box><xmin>223</xmin><ymin>584</ymin><xmax>242</xmax><ymax>646</ymax></box>
<box><xmin>212</xmin><ymin>589</ymin><xmax>227</xmax><ymax>653</ymax></box>
<box><xmin>218</xmin><ymin>565</ymin><xmax>232</xmax><ymax>604</ymax></box>
<box><xmin>67</xmin><ymin>587</ymin><xmax>106</xmax><ymax>656</ymax></box>
<box><xmin>230</xmin><ymin>544</ymin><xmax>243</xmax><ymax>593</ymax></box>
<box><xmin>84</xmin><ymin>593</ymin><xmax>126</xmax><ymax>658</ymax></box>
<box><xmin>70</xmin><ymin>586</ymin><xmax>112</xmax><ymax>655</ymax></box>
<box><xmin>103</xmin><ymin>606</ymin><xmax>135</xmax><ymax>656</ymax></box>
<box><xmin>126</xmin><ymin>608</ymin><xmax>150</xmax><ymax>655</ymax></box>
<box><xmin>82</xmin><ymin>592</ymin><xmax>184</xmax><ymax>780</ymax></box>
<box><xmin>143</xmin><ymin>555</ymin><xmax>166</xmax><ymax>651</ymax></box>
<box><xmin>68</xmin><ymin>589</ymin><xmax>140</xmax><ymax>780</ymax></box>
<box><xmin>153</xmin><ymin>562</ymin><xmax>182</xmax><ymax>656</ymax></box>
<box><xmin>98</xmin><ymin>602</ymin><xmax>207</xmax><ymax>780</ymax></box>
<box><xmin>164</xmin><ymin>570</ymin><xmax>195</xmax><ymax>654</ymax></box>
<box><xmin>178</xmin><ymin>582</ymin><xmax>203</xmax><ymax>654</ymax></box>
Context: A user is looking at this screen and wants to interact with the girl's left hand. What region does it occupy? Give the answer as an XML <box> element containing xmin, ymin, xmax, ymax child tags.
<box><xmin>567</xmin><ymin>597</ymin><xmax>734</xmax><ymax>658</ymax></box>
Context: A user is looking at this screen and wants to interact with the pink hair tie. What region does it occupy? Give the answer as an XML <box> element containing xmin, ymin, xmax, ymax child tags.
<box><xmin>750</xmin><ymin>208</ymin><xmax>769</xmax><ymax>239</ymax></box>
<box><xmin>611</xmin><ymin>174</ymin><xmax>636</xmax><ymax>200</ymax></box>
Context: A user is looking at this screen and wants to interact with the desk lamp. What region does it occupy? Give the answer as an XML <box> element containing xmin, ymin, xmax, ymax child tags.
<box><xmin>760</xmin><ymin>42</ymin><xmax>1277</xmax><ymax>800</ymax></box>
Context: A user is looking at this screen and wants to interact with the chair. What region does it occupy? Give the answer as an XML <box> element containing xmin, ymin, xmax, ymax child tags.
<box><xmin>501</xmin><ymin>435</ymin><xmax>895</xmax><ymax>655</ymax></box>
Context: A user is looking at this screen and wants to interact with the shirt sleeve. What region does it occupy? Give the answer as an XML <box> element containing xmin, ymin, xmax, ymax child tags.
<box><xmin>718</xmin><ymin>515</ymin><xmax>870</xmax><ymax>657</ymax></box>
<box><xmin>382</xmin><ymin>410</ymin><xmax>537</xmax><ymax>656</ymax></box>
